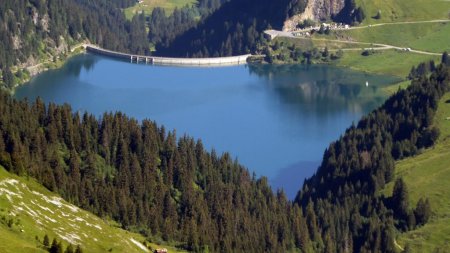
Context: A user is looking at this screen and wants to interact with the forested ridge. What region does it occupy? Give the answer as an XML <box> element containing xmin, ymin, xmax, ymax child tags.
<box><xmin>296</xmin><ymin>55</ymin><xmax>450</xmax><ymax>252</ymax></box>
<box><xmin>0</xmin><ymin>56</ymin><xmax>449</xmax><ymax>252</ymax></box>
<box><xmin>156</xmin><ymin>0</ymin><xmax>309</xmax><ymax>57</ymax></box>
<box><xmin>0</xmin><ymin>0</ymin><xmax>148</xmax><ymax>88</ymax></box>
<box><xmin>0</xmin><ymin>92</ymin><xmax>299</xmax><ymax>252</ymax></box>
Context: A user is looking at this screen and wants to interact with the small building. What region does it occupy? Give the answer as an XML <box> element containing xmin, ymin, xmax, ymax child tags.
<box><xmin>154</xmin><ymin>249</ymin><xmax>168</xmax><ymax>253</ymax></box>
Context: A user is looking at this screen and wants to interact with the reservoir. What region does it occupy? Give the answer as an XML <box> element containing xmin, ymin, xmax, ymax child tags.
<box><xmin>15</xmin><ymin>53</ymin><xmax>399</xmax><ymax>198</ymax></box>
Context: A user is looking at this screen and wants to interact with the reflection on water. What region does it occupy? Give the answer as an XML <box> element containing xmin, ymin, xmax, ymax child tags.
<box><xmin>249</xmin><ymin>64</ymin><xmax>390</xmax><ymax>116</ymax></box>
<box><xmin>15</xmin><ymin>54</ymin><xmax>400</xmax><ymax>199</ymax></box>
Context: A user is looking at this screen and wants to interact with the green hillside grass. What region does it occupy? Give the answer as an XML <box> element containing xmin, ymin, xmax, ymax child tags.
<box><xmin>335</xmin><ymin>22</ymin><xmax>450</xmax><ymax>53</ymax></box>
<box><xmin>335</xmin><ymin>49</ymin><xmax>440</xmax><ymax>77</ymax></box>
<box><xmin>0</xmin><ymin>166</ymin><xmax>187</xmax><ymax>253</ymax></box>
<box><xmin>275</xmin><ymin>37</ymin><xmax>372</xmax><ymax>50</ymax></box>
<box><xmin>382</xmin><ymin>92</ymin><xmax>450</xmax><ymax>252</ymax></box>
<box><xmin>124</xmin><ymin>0</ymin><xmax>197</xmax><ymax>19</ymax></box>
<box><xmin>356</xmin><ymin>0</ymin><xmax>450</xmax><ymax>24</ymax></box>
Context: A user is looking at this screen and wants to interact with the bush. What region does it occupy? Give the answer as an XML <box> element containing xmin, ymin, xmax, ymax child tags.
<box><xmin>361</xmin><ymin>49</ymin><xmax>375</xmax><ymax>56</ymax></box>
<box><xmin>373</xmin><ymin>10</ymin><xmax>381</xmax><ymax>19</ymax></box>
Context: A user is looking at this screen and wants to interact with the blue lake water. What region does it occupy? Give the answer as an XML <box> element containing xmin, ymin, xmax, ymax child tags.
<box><xmin>15</xmin><ymin>54</ymin><xmax>399</xmax><ymax>198</ymax></box>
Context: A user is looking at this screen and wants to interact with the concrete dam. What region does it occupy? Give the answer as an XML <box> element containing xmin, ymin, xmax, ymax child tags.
<box><xmin>85</xmin><ymin>45</ymin><xmax>252</xmax><ymax>66</ymax></box>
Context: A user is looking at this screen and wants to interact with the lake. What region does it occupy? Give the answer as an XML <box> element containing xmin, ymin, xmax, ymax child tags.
<box><xmin>15</xmin><ymin>54</ymin><xmax>399</xmax><ymax>198</ymax></box>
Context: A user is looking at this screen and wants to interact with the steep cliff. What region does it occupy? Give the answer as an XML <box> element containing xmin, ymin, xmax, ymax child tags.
<box><xmin>284</xmin><ymin>0</ymin><xmax>345</xmax><ymax>30</ymax></box>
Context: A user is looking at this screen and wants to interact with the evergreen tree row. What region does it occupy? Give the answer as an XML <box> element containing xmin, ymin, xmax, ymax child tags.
<box><xmin>42</xmin><ymin>234</ymin><xmax>83</xmax><ymax>253</ymax></box>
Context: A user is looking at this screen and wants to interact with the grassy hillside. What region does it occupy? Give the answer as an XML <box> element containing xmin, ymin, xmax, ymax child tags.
<box><xmin>336</xmin><ymin>22</ymin><xmax>450</xmax><ymax>53</ymax></box>
<box><xmin>335</xmin><ymin>50</ymin><xmax>441</xmax><ymax>77</ymax></box>
<box><xmin>0</xmin><ymin>166</ymin><xmax>187</xmax><ymax>253</ymax></box>
<box><xmin>356</xmin><ymin>0</ymin><xmax>450</xmax><ymax>24</ymax></box>
<box><xmin>281</xmin><ymin>0</ymin><xmax>450</xmax><ymax>80</ymax></box>
<box><xmin>382</xmin><ymin>92</ymin><xmax>450</xmax><ymax>252</ymax></box>
<box><xmin>271</xmin><ymin>35</ymin><xmax>440</xmax><ymax>78</ymax></box>
<box><xmin>329</xmin><ymin>0</ymin><xmax>450</xmax><ymax>54</ymax></box>
<box><xmin>124</xmin><ymin>0</ymin><xmax>197</xmax><ymax>18</ymax></box>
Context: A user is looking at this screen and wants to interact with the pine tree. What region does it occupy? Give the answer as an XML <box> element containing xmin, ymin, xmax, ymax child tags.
<box><xmin>65</xmin><ymin>244</ymin><xmax>74</xmax><ymax>253</ymax></box>
<box><xmin>392</xmin><ymin>178</ymin><xmax>409</xmax><ymax>219</ymax></box>
<box><xmin>49</xmin><ymin>238</ymin><xmax>60</xmax><ymax>253</ymax></box>
<box><xmin>442</xmin><ymin>52</ymin><xmax>449</xmax><ymax>65</ymax></box>
<box><xmin>414</xmin><ymin>198</ymin><xmax>431</xmax><ymax>226</ymax></box>
<box><xmin>75</xmin><ymin>245</ymin><xmax>83</xmax><ymax>253</ymax></box>
<box><xmin>43</xmin><ymin>234</ymin><xmax>50</xmax><ymax>248</ymax></box>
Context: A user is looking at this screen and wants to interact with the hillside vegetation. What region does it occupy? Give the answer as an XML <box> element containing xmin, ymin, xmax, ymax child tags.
<box><xmin>382</xmin><ymin>92</ymin><xmax>450</xmax><ymax>252</ymax></box>
<box><xmin>0</xmin><ymin>166</ymin><xmax>185</xmax><ymax>253</ymax></box>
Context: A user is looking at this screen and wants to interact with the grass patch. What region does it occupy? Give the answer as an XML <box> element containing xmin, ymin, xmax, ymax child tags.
<box><xmin>334</xmin><ymin>49</ymin><xmax>440</xmax><ymax>77</ymax></box>
<box><xmin>124</xmin><ymin>0</ymin><xmax>197</xmax><ymax>19</ymax></box>
<box><xmin>381</xmin><ymin>92</ymin><xmax>450</xmax><ymax>252</ymax></box>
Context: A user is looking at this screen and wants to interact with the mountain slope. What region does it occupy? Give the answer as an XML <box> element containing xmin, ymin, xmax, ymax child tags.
<box><xmin>382</xmin><ymin>92</ymin><xmax>450</xmax><ymax>252</ymax></box>
<box><xmin>156</xmin><ymin>0</ymin><xmax>308</xmax><ymax>57</ymax></box>
<box><xmin>0</xmin><ymin>165</ymin><xmax>185</xmax><ymax>253</ymax></box>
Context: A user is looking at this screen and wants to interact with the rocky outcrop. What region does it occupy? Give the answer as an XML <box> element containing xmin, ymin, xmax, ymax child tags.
<box><xmin>284</xmin><ymin>0</ymin><xmax>345</xmax><ymax>30</ymax></box>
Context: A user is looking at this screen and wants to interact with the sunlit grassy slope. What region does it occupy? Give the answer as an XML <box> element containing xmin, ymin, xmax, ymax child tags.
<box><xmin>124</xmin><ymin>0</ymin><xmax>197</xmax><ymax>19</ymax></box>
<box><xmin>0</xmin><ymin>166</ymin><xmax>187</xmax><ymax>253</ymax></box>
<box><xmin>356</xmin><ymin>0</ymin><xmax>450</xmax><ymax>24</ymax></box>
<box><xmin>382</xmin><ymin>92</ymin><xmax>450</xmax><ymax>252</ymax></box>
<box><xmin>335</xmin><ymin>50</ymin><xmax>441</xmax><ymax>78</ymax></box>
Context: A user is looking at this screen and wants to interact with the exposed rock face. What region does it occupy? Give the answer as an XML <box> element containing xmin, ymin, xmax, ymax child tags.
<box><xmin>284</xmin><ymin>0</ymin><xmax>345</xmax><ymax>31</ymax></box>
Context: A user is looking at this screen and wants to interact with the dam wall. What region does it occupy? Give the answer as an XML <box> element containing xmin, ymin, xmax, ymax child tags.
<box><xmin>86</xmin><ymin>45</ymin><xmax>251</xmax><ymax>66</ymax></box>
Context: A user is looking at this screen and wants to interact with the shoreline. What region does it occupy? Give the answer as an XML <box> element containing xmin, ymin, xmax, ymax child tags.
<box><xmin>9</xmin><ymin>43</ymin><xmax>88</xmax><ymax>95</ymax></box>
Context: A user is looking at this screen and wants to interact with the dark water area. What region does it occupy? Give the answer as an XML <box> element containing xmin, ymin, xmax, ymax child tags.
<box><xmin>15</xmin><ymin>53</ymin><xmax>399</xmax><ymax>198</ymax></box>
